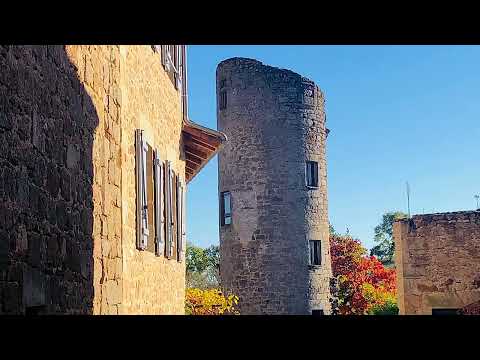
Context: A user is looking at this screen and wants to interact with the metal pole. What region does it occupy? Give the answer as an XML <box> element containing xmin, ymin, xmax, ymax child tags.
<box><xmin>406</xmin><ymin>182</ymin><xmax>411</xmax><ymax>218</ymax></box>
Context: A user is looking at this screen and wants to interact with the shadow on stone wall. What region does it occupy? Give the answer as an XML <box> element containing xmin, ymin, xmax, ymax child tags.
<box><xmin>0</xmin><ymin>46</ymin><xmax>97</xmax><ymax>314</ymax></box>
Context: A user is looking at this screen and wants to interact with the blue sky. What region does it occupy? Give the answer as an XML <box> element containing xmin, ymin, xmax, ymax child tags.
<box><xmin>186</xmin><ymin>45</ymin><xmax>480</xmax><ymax>251</ymax></box>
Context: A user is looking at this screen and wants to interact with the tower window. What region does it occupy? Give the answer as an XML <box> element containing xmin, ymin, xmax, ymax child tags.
<box><xmin>312</xmin><ymin>309</ymin><xmax>324</xmax><ymax>316</ymax></box>
<box><xmin>220</xmin><ymin>191</ymin><xmax>232</xmax><ymax>226</ymax></box>
<box><xmin>219</xmin><ymin>91</ymin><xmax>227</xmax><ymax>110</ymax></box>
<box><xmin>306</xmin><ymin>161</ymin><xmax>318</xmax><ymax>188</ymax></box>
<box><xmin>309</xmin><ymin>240</ymin><xmax>321</xmax><ymax>265</ymax></box>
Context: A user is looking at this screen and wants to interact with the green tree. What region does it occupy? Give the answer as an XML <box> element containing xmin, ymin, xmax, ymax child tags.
<box><xmin>329</xmin><ymin>223</ymin><xmax>337</xmax><ymax>235</ymax></box>
<box><xmin>370</xmin><ymin>211</ymin><xmax>408</xmax><ymax>266</ymax></box>
<box><xmin>186</xmin><ymin>243</ymin><xmax>220</xmax><ymax>289</ymax></box>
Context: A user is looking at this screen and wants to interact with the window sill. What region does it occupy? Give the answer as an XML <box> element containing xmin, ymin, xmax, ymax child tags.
<box><xmin>308</xmin><ymin>264</ymin><xmax>322</xmax><ymax>270</ymax></box>
<box><xmin>306</xmin><ymin>185</ymin><xmax>319</xmax><ymax>190</ymax></box>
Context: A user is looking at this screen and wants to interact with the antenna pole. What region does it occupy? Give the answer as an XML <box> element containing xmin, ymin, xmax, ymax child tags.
<box><xmin>475</xmin><ymin>194</ymin><xmax>479</xmax><ymax>209</ymax></box>
<box><xmin>406</xmin><ymin>181</ymin><xmax>411</xmax><ymax>218</ymax></box>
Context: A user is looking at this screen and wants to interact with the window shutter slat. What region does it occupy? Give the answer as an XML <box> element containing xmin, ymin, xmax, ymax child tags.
<box><xmin>161</xmin><ymin>45</ymin><xmax>169</xmax><ymax>71</ymax></box>
<box><xmin>142</xmin><ymin>141</ymin><xmax>149</xmax><ymax>239</ymax></box>
<box><xmin>169</xmin><ymin>166</ymin><xmax>175</xmax><ymax>257</ymax></box>
<box><xmin>174</xmin><ymin>46</ymin><xmax>182</xmax><ymax>90</ymax></box>
<box><xmin>154</xmin><ymin>150</ymin><xmax>164</xmax><ymax>256</ymax></box>
<box><xmin>165</xmin><ymin>160</ymin><xmax>172</xmax><ymax>258</ymax></box>
<box><xmin>176</xmin><ymin>174</ymin><xmax>182</xmax><ymax>261</ymax></box>
<box><xmin>135</xmin><ymin>129</ymin><xmax>148</xmax><ymax>250</ymax></box>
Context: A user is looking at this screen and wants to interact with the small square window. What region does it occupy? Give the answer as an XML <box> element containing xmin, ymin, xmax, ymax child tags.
<box><xmin>220</xmin><ymin>191</ymin><xmax>232</xmax><ymax>226</ymax></box>
<box><xmin>306</xmin><ymin>161</ymin><xmax>318</xmax><ymax>188</ymax></box>
<box><xmin>312</xmin><ymin>309</ymin><xmax>324</xmax><ymax>316</ymax></box>
<box><xmin>309</xmin><ymin>240</ymin><xmax>321</xmax><ymax>266</ymax></box>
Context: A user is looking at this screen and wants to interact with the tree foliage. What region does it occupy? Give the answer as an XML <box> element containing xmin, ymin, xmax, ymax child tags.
<box><xmin>185</xmin><ymin>288</ymin><xmax>239</xmax><ymax>315</ymax></box>
<box><xmin>186</xmin><ymin>243</ymin><xmax>220</xmax><ymax>289</ymax></box>
<box><xmin>370</xmin><ymin>211</ymin><xmax>407</xmax><ymax>266</ymax></box>
<box><xmin>329</xmin><ymin>234</ymin><xmax>398</xmax><ymax>315</ymax></box>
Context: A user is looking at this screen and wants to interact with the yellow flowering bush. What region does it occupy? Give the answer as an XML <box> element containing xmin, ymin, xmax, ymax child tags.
<box><xmin>185</xmin><ymin>288</ymin><xmax>240</xmax><ymax>315</ymax></box>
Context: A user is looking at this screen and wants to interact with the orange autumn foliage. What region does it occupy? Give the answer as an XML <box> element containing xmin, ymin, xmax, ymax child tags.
<box><xmin>330</xmin><ymin>234</ymin><xmax>397</xmax><ymax>315</ymax></box>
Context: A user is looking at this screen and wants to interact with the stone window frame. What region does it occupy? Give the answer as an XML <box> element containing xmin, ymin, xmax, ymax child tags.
<box><xmin>309</xmin><ymin>240</ymin><xmax>322</xmax><ymax>266</ymax></box>
<box><xmin>305</xmin><ymin>161</ymin><xmax>319</xmax><ymax>189</ymax></box>
<box><xmin>220</xmin><ymin>191</ymin><xmax>232</xmax><ymax>226</ymax></box>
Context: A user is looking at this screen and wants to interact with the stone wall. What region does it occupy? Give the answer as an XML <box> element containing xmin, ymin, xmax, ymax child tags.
<box><xmin>119</xmin><ymin>45</ymin><xmax>185</xmax><ymax>315</ymax></box>
<box><xmin>217</xmin><ymin>58</ymin><xmax>331</xmax><ymax>314</ymax></box>
<box><xmin>0</xmin><ymin>45</ymin><xmax>186</xmax><ymax>314</ymax></box>
<box><xmin>394</xmin><ymin>211</ymin><xmax>480</xmax><ymax>315</ymax></box>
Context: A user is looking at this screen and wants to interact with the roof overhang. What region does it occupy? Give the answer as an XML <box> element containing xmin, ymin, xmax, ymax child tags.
<box><xmin>183</xmin><ymin>118</ymin><xmax>227</xmax><ymax>183</ymax></box>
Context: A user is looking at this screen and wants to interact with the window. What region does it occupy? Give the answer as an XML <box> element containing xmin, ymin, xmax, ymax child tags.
<box><xmin>220</xmin><ymin>191</ymin><xmax>232</xmax><ymax>226</ymax></box>
<box><xmin>26</xmin><ymin>305</ymin><xmax>46</xmax><ymax>316</ymax></box>
<box><xmin>306</xmin><ymin>161</ymin><xmax>318</xmax><ymax>188</ymax></box>
<box><xmin>219</xmin><ymin>90</ymin><xmax>227</xmax><ymax>110</ymax></box>
<box><xmin>312</xmin><ymin>309</ymin><xmax>324</xmax><ymax>316</ymax></box>
<box><xmin>158</xmin><ymin>45</ymin><xmax>184</xmax><ymax>90</ymax></box>
<box><xmin>309</xmin><ymin>240</ymin><xmax>321</xmax><ymax>265</ymax></box>
<box><xmin>432</xmin><ymin>308</ymin><xmax>460</xmax><ymax>315</ymax></box>
<box><xmin>136</xmin><ymin>129</ymin><xmax>167</xmax><ymax>255</ymax></box>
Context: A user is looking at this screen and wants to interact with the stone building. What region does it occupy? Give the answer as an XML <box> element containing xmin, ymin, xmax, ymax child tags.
<box><xmin>217</xmin><ymin>58</ymin><xmax>332</xmax><ymax>314</ymax></box>
<box><xmin>394</xmin><ymin>210</ymin><xmax>480</xmax><ymax>315</ymax></box>
<box><xmin>0</xmin><ymin>45</ymin><xmax>226</xmax><ymax>314</ymax></box>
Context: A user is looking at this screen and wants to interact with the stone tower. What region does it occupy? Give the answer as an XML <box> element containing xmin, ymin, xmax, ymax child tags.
<box><xmin>217</xmin><ymin>58</ymin><xmax>332</xmax><ymax>315</ymax></box>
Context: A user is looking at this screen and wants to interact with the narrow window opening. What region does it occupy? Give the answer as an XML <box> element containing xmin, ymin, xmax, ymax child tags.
<box><xmin>26</xmin><ymin>305</ymin><xmax>46</xmax><ymax>316</ymax></box>
<box><xmin>219</xmin><ymin>91</ymin><xmax>227</xmax><ymax>110</ymax></box>
<box><xmin>221</xmin><ymin>191</ymin><xmax>232</xmax><ymax>226</ymax></box>
<box><xmin>432</xmin><ymin>308</ymin><xmax>460</xmax><ymax>315</ymax></box>
<box><xmin>306</xmin><ymin>161</ymin><xmax>318</xmax><ymax>188</ymax></box>
<box><xmin>309</xmin><ymin>240</ymin><xmax>321</xmax><ymax>265</ymax></box>
<box><xmin>312</xmin><ymin>309</ymin><xmax>324</xmax><ymax>316</ymax></box>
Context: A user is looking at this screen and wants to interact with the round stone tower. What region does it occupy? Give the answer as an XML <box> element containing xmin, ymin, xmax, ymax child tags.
<box><xmin>217</xmin><ymin>58</ymin><xmax>332</xmax><ymax>315</ymax></box>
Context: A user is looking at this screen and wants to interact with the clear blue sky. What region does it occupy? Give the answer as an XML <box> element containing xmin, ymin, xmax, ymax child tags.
<box><xmin>186</xmin><ymin>45</ymin><xmax>480</xmax><ymax>251</ymax></box>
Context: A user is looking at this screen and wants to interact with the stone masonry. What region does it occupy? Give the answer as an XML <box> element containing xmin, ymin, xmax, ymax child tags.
<box><xmin>394</xmin><ymin>210</ymin><xmax>480</xmax><ymax>315</ymax></box>
<box><xmin>217</xmin><ymin>58</ymin><xmax>332</xmax><ymax>314</ymax></box>
<box><xmin>0</xmin><ymin>45</ymin><xmax>187</xmax><ymax>314</ymax></box>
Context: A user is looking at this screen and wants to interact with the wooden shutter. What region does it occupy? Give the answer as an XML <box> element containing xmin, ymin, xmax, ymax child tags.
<box><xmin>165</xmin><ymin>160</ymin><xmax>174</xmax><ymax>258</ymax></box>
<box><xmin>135</xmin><ymin>129</ymin><xmax>148</xmax><ymax>250</ymax></box>
<box><xmin>162</xmin><ymin>45</ymin><xmax>170</xmax><ymax>72</ymax></box>
<box><xmin>313</xmin><ymin>162</ymin><xmax>318</xmax><ymax>187</ymax></box>
<box><xmin>174</xmin><ymin>46</ymin><xmax>182</xmax><ymax>90</ymax></box>
<box><xmin>154</xmin><ymin>150</ymin><xmax>164</xmax><ymax>256</ymax></box>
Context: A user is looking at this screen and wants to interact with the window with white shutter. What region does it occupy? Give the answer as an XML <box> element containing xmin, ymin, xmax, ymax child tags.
<box><xmin>160</xmin><ymin>45</ymin><xmax>183</xmax><ymax>91</ymax></box>
<box><xmin>135</xmin><ymin>129</ymin><xmax>149</xmax><ymax>250</ymax></box>
<box><xmin>154</xmin><ymin>149</ymin><xmax>164</xmax><ymax>257</ymax></box>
